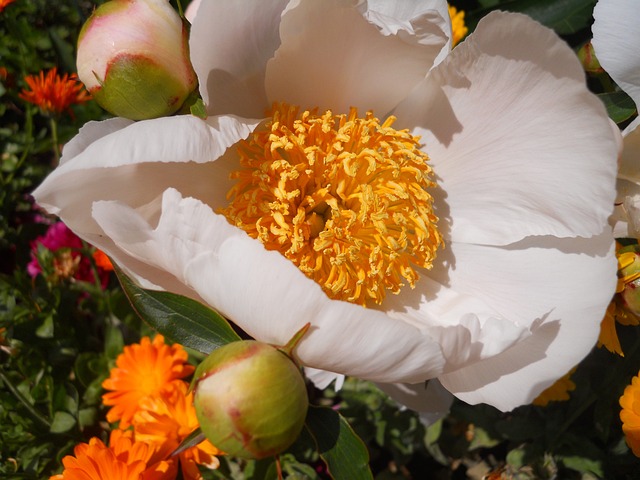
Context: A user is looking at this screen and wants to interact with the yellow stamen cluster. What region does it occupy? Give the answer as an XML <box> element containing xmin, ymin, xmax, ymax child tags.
<box><xmin>221</xmin><ymin>104</ymin><xmax>442</xmax><ymax>307</ymax></box>
<box><xmin>448</xmin><ymin>5</ymin><xmax>468</xmax><ymax>47</ymax></box>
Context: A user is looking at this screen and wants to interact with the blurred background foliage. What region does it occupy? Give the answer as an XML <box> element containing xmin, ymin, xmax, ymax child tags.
<box><xmin>0</xmin><ymin>0</ymin><xmax>638</xmax><ymax>478</ymax></box>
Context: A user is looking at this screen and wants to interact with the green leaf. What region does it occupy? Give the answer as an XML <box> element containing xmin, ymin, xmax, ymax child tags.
<box><xmin>468</xmin><ymin>0</ymin><xmax>597</xmax><ymax>35</ymax></box>
<box><xmin>304</xmin><ymin>406</ymin><xmax>373</xmax><ymax>480</ymax></box>
<box><xmin>104</xmin><ymin>323</ymin><xmax>124</xmax><ymax>360</ymax></box>
<box><xmin>190</xmin><ymin>98</ymin><xmax>208</xmax><ymax>119</ymax></box>
<box><xmin>559</xmin><ymin>455</ymin><xmax>604</xmax><ymax>477</ymax></box>
<box><xmin>598</xmin><ymin>91</ymin><xmax>637</xmax><ymax>124</ymax></box>
<box><xmin>114</xmin><ymin>264</ymin><xmax>241</xmax><ymax>354</ymax></box>
<box><xmin>35</xmin><ymin>315</ymin><xmax>54</xmax><ymax>338</ymax></box>
<box><xmin>170</xmin><ymin>428</ymin><xmax>206</xmax><ymax>457</ymax></box>
<box><xmin>49</xmin><ymin>411</ymin><xmax>76</xmax><ymax>434</ymax></box>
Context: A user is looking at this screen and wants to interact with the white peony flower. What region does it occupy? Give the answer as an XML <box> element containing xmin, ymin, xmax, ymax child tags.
<box><xmin>34</xmin><ymin>0</ymin><xmax>618</xmax><ymax>413</ymax></box>
<box><xmin>592</xmin><ymin>0</ymin><xmax>640</xmax><ymax>239</ymax></box>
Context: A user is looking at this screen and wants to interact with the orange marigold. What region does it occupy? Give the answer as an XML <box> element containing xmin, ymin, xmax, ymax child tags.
<box><xmin>620</xmin><ymin>371</ymin><xmax>640</xmax><ymax>457</ymax></box>
<box><xmin>0</xmin><ymin>0</ymin><xmax>16</xmax><ymax>13</ymax></box>
<box><xmin>102</xmin><ymin>335</ymin><xmax>195</xmax><ymax>428</ymax></box>
<box><xmin>50</xmin><ymin>429</ymin><xmax>176</xmax><ymax>480</ymax></box>
<box><xmin>532</xmin><ymin>368</ymin><xmax>576</xmax><ymax>407</ymax></box>
<box><xmin>133</xmin><ymin>382</ymin><xmax>221</xmax><ymax>480</ymax></box>
<box><xmin>19</xmin><ymin>67</ymin><xmax>90</xmax><ymax>116</ymax></box>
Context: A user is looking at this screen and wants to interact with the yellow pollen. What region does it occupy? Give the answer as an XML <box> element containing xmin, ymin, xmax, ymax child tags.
<box><xmin>220</xmin><ymin>103</ymin><xmax>443</xmax><ymax>307</ymax></box>
<box><xmin>448</xmin><ymin>5</ymin><xmax>468</xmax><ymax>47</ymax></box>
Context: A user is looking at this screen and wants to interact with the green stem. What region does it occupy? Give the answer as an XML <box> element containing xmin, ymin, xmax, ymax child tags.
<box><xmin>175</xmin><ymin>0</ymin><xmax>184</xmax><ymax>18</ymax></box>
<box><xmin>0</xmin><ymin>368</ymin><xmax>51</xmax><ymax>429</ymax></box>
<box><xmin>49</xmin><ymin>116</ymin><xmax>60</xmax><ymax>164</ymax></box>
<box><xmin>279</xmin><ymin>322</ymin><xmax>310</xmax><ymax>363</ymax></box>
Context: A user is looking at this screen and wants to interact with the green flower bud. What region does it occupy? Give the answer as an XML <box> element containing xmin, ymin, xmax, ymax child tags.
<box><xmin>76</xmin><ymin>0</ymin><xmax>197</xmax><ymax>120</ymax></box>
<box><xmin>192</xmin><ymin>340</ymin><xmax>309</xmax><ymax>460</ymax></box>
<box><xmin>577</xmin><ymin>42</ymin><xmax>604</xmax><ymax>75</ymax></box>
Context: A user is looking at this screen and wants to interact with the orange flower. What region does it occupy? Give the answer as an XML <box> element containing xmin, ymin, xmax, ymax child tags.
<box><xmin>93</xmin><ymin>249</ymin><xmax>114</xmax><ymax>271</ymax></box>
<box><xmin>532</xmin><ymin>368</ymin><xmax>576</xmax><ymax>407</ymax></box>
<box><xmin>620</xmin><ymin>371</ymin><xmax>640</xmax><ymax>457</ymax></box>
<box><xmin>102</xmin><ymin>335</ymin><xmax>195</xmax><ymax>428</ymax></box>
<box><xmin>133</xmin><ymin>382</ymin><xmax>221</xmax><ymax>480</ymax></box>
<box><xmin>50</xmin><ymin>429</ymin><xmax>176</xmax><ymax>480</ymax></box>
<box><xmin>0</xmin><ymin>0</ymin><xmax>16</xmax><ymax>13</ymax></box>
<box><xmin>19</xmin><ymin>67</ymin><xmax>90</xmax><ymax>116</ymax></box>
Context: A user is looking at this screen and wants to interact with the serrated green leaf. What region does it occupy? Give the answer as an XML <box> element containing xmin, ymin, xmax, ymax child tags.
<box><xmin>304</xmin><ymin>406</ymin><xmax>373</xmax><ymax>480</ymax></box>
<box><xmin>49</xmin><ymin>411</ymin><xmax>76</xmax><ymax>433</ymax></box>
<box><xmin>114</xmin><ymin>263</ymin><xmax>240</xmax><ymax>354</ymax></box>
<box><xmin>598</xmin><ymin>91</ymin><xmax>637</xmax><ymax>124</ymax></box>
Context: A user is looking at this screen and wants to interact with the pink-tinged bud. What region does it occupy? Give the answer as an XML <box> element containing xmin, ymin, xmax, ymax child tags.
<box><xmin>76</xmin><ymin>0</ymin><xmax>197</xmax><ymax>120</ymax></box>
<box><xmin>192</xmin><ymin>340</ymin><xmax>309</xmax><ymax>459</ymax></box>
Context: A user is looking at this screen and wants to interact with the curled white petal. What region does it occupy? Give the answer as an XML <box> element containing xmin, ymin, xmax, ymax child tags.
<box><xmin>396</xmin><ymin>11</ymin><xmax>617</xmax><ymax>246</ymax></box>
<box><xmin>265</xmin><ymin>0</ymin><xmax>448</xmax><ymax>115</ymax></box>
<box><xmin>91</xmin><ymin>188</ymin><xmax>447</xmax><ymax>383</ymax></box>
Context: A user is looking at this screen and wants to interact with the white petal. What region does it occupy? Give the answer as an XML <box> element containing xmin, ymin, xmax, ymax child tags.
<box><xmin>184</xmin><ymin>0</ymin><xmax>201</xmax><ymax>23</ymax></box>
<box><xmin>434</xmin><ymin>234</ymin><xmax>616</xmax><ymax>411</ymax></box>
<box><xmin>60</xmin><ymin>117</ymin><xmax>133</xmax><ymax>165</ymax></box>
<box><xmin>592</xmin><ymin>0</ymin><xmax>640</xmax><ymax>111</ymax></box>
<box><xmin>304</xmin><ymin>368</ymin><xmax>345</xmax><ymax>390</ymax></box>
<box><xmin>92</xmin><ymin>188</ymin><xmax>447</xmax><ymax>383</ymax></box>
<box><xmin>614</xmin><ymin>125</ymin><xmax>640</xmax><ymax>238</ymax></box>
<box><xmin>34</xmin><ymin>114</ymin><xmax>259</xmax><ymax>219</ymax></box>
<box><xmin>364</xmin><ymin>0</ymin><xmax>452</xmax><ymax>66</ymax></box>
<box><xmin>620</xmin><ymin>124</ymin><xmax>640</xmax><ymax>184</ymax></box>
<box><xmin>265</xmin><ymin>0</ymin><xmax>449</xmax><ymax>115</ymax></box>
<box><xmin>376</xmin><ymin>379</ymin><xmax>453</xmax><ymax>426</ymax></box>
<box><xmin>395</xmin><ymin>11</ymin><xmax>618</xmax><ymax>245</ymax></box>
<box><xmin>190</xmin><ymin>0</ymin><xmax>290</xmax><ymax>117</ymax></box>
<box><xmin>33</xmin><ymin>114</ymin><xmax>259</xmax><ymax>292</ymax></box>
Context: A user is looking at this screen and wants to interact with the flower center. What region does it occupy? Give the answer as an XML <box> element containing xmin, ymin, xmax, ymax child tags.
<box><xmin>220</xmin><ymin>103</ymin><xmax>443</xmax><ymax>307</ymax></box>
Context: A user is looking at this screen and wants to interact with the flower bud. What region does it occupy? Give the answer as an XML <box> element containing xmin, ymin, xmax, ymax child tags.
<box><xmin>192</xmin><ymin>340</ymin><xmax>308</xmax><ymax>459</ymax></box>
<box><xmin>577</xmin><ymin>42</ymin><xmax>604</xmax><ymax>75</ymax></box>
<box><xmin>76</xmin><ymin>0</ymin><xmax>197</xmax><ymax>120</ymax></box>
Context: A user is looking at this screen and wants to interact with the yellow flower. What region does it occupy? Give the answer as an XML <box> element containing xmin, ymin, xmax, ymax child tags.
<box><xmin>50</xmin><ymin>429</ymin><xmax>176</xmax><ymax>480</ymax></box>
<box><xmin>532</xmin><ymin>368</ymin><xmax>576</xmax><ymax>406</ymax></box>
<box><xmin>598</xmin><ymin>243</ymin><xmax>640</xmax><ymax>356</ymax></box>
<box><xmin>620</xmin><ymin>371</ymin><xmax>640</xmax><ymax>457</ymax></box>
<box><xmin>133</xmin><ymin>382</ymin><xmax>221</xmax><ymax>480</ymax></box>
<box><xmin>448</xmin><ymin>5</ymin><xmax>468</xmax><ymax>47</ymax></box>
<box><xmin>102</xmin><ymin>335</ymin><xmax>194</xmax><ymax>428</ymax></box>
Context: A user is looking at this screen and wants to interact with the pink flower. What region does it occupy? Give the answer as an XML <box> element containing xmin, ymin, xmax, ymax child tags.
<box><xmin>28</xmin><ymin>221</ymin><xmax>111</xmax><ymax>286</ymax></box>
